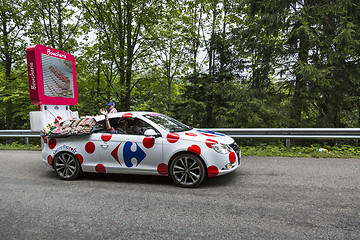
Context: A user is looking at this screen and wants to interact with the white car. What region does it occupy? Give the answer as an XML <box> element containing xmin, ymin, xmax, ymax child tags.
<box><xmin>41</xmin><ymin>112</ymin><xmax>241</xmax><ymax>187</ymax></box>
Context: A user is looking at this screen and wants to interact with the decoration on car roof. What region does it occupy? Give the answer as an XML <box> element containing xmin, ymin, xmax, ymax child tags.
<box><xmin>42</xmin><ymin>117</ymin><xmax>96</xmax><ymax>136</ymax></box>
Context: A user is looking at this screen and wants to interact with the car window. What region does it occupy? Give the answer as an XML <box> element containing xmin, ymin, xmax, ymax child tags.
<box><xmin>112</xmin><ymin>117</ymin><xmax>153</xmax><ymax>135</ymax></box>
<box><xmin>144</xmin><ymin>113</ymin><xmax>192</xmax><ymax>132</ymax></box>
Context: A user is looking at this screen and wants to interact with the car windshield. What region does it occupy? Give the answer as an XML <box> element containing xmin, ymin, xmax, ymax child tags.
<box><xmin>144</xmin><ymin>113</ymin><xmax>192</xmax><ymax>132</ymax></box>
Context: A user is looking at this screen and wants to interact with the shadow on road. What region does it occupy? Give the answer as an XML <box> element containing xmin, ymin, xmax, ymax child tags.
<box><xmin>201</xmin><ymin>170</ymin><xmax>245</xmax><ymax>188</ymax></box>
<box><xmin>78</xmin><ymin>172</ymin><xmax>174</xmax><ymax>186</ymax></box>
<box><xmin>43</xmin><ymin>168</ymin><xmax>245</xmax><ymax>188</ymax></box>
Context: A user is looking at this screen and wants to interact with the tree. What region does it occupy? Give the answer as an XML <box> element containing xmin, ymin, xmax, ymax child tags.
<box><xmin>0</xmin><ymin>0</ymin><xmax>31</xmax><ymax>129</ymax></box>
<box><xmin>226</xmin><ymin>0</ymin><xmax>360</xmax><ymax>128</ymax></box>
<box><xmin>82</xmin><ymin>0</ymin><xmax>163</xmax><ymax>111</ymax></box>
<box><xmin>26</xmin><ymin>0</ymin><xmax>84</xmax><ymax>52</ymax></box>
<box><xmin>138</xmin><ymin>0</ymin><xmax>193</xmax><ymax>111</ymax></box>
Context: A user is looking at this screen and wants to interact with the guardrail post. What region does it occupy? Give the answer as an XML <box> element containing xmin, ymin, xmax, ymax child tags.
<box><xmin>25</xmin><ymin>137</ymin><xmax>29</xmax><ymax>146</ymax></box>
<box><xmin>286</xmin><ymin>139</ymin><xmax>291</xmax><ymax>150</ymax></box>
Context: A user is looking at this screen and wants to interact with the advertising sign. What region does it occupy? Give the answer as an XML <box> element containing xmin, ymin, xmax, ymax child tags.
<box><xmin>26</xmin><ymin>45</ymin><xmax>78</xmax><ymax>105</ymax></box>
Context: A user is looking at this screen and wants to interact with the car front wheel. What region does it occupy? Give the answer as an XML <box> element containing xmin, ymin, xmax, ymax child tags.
<box><xmin>54</xmin><ymin>152</ymin><xmax>82</xmax><ymax>180</ymax></box>
<box><xmin>170</xmin><ymin>153</ymin><xmax>206</xmax><ymax>187</ymax></box>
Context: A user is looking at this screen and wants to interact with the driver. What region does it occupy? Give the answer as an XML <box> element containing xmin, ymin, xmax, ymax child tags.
<box><xmin>133</xmin><ymin>119</ymin><xmax>144</xmax><ymax>135</ymax></box>
<box><xmin>116</xmin><ymin>119</ymin><xmax>128</xmax><ymax>134</ymax></box>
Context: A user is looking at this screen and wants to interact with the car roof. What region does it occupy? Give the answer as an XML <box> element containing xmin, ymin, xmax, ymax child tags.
<box><xmin>93</xmin><ymin>111</ymin><xmax>160</xmax><ymax>122</ymax></box>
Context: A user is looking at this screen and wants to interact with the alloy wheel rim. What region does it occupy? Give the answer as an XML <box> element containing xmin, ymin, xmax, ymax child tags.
<box><xmin>55</xmin><ymin>153</ymin><xmax>77</xmax><ymax>178</ymax></box>
<box><xmin>173</xmin><ymin>156</ymin><xmax>201</xmax><ymax>186</ymax></box>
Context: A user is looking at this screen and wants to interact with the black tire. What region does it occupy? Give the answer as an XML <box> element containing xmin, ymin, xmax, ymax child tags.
<box><xmin>54</xmin><ymin>152</ymin><xmax>82</xmax><ymax>180</ymax></box>
<box><xmin>169</xmin><ymin>153</ymin><xmax>206</xmax><ymax>188</ymax></box>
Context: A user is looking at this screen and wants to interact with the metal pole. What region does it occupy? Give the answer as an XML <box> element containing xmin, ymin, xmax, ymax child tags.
<box><xmin>286</xmin><ymin>139</ymin><xmax>291</xmax><ymax>150</ymax></box>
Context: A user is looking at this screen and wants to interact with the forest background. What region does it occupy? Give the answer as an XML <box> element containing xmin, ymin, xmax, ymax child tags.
<box><xmin>1</xmin><ymin>0</ymin><xmax>360</xmax><ymax>136</ymax></box>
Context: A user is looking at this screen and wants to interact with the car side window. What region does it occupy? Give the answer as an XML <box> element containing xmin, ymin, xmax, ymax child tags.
<box><xmin>113</xmin><ymin>118</ymin><xmax>153</xmax><ymax>135</ymax></box>
<box><xmin>93</xmin><ymin>121</ymin><xmax>109</xmax><ymax>133</ymax></box>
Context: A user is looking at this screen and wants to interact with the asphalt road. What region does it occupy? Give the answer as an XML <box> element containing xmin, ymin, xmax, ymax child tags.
<box><xmin>0</xmin><ymin>150</ymin><xmax>359</xmax><ymax>240</ymax></box>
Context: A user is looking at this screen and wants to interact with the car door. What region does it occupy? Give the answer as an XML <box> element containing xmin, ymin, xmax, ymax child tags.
<box><xmin>97</xmin><ymin>117</ymin><xmax>163</xmax><ymax>174</ymax></box>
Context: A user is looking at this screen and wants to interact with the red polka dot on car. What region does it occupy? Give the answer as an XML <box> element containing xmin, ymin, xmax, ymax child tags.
<box><xmin>143</xmin><ymin>137</ymin><xmax>155</xmax><ymax>148</ymax></box>
<box><xmin>167</xmin><ymin>133</ymin><xmax>179</xmax><ymax>143</ymax></box>
<box><xmin>101</xmin><ymin>134</ymin><xmax>112</xmax><ymax>142</ymax></box>
<box><xmin>188</xmin><ymin>145</ymin><xmax>201</xmax><ymax>155</ymax></box>
<box><xmin>76</xmin><ymin>154</ymin><xmax>84</xmax><ymax>165</ymax></box>
<box><xmin>47</xmin><ymin>155</ymin><xmax>53</xmax><ymax>166</ymax></box>
<box><xmin>157</xmin><ymin>163</ymin><xmax>168</xmax><ymax>175</ymax></box>
<box><xmin>122</xmin><ymin>113</ymin><xmax>133</xmax><ymax>118</ymax></box>
<box><xmin>185</xmin><ymin>133</ymin><xmax>197</xmax><ymax>137</ymax></box>
<box><xmin>85</xmin><ymin>142</ymin><xmax>95</xmax><ymax>154</ymax></box>
<box><xmin>48</xmin><ymin>138</ymin><xmax>56</xmax><ymax>149</ymax></box>
<box><xmin>229</xmin><ymin>152</ymin><xmax>236</xmax><ymax>163</ymax></box>
<box><xmin>205</xmin><ymin>139</ymin><xmax>218</xmax><ymax>148</ymax></box>
<box><xmin>95</xmin><ymin>164</ymin><xmax>106</xmax><ymax>173</ymax></box>
<box><xmin>207</xmin><ymin>165</ymin><xmax>219</xmax><ymax>177</ymax></box>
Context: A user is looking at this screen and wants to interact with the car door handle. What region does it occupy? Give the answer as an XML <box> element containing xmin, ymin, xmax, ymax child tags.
<box><xmin>101</xmin><ymin>143</ymin><xmax>109</xmax><ymax>149</ymax></box>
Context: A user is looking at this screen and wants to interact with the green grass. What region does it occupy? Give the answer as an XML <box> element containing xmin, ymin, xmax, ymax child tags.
<box><xmin>241</xmin><ymin>144</ymin><xmax>360</xmax><ymax>158</ymax></box>
<box><xmin>0</xmin><ymin>143</ymin><xmax>42</xmax><ymax>151</ymax></box>
<box><xmin>1</xmin><ymin>143</ymin><xmax>360</xmax><ymax>158</ymax></box>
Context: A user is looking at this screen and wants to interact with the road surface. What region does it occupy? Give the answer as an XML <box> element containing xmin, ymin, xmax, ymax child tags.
<box><xmin>0</xmin><ymin>150</ymin><xmax>359</xmax><ymax>239</ymax></box>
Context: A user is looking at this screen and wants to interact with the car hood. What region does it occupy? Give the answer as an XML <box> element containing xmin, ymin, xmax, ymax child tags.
<box><xmin>174</xmin><ymin>128</ymin><xmax>234</xmax><ymax>145</ymax></box>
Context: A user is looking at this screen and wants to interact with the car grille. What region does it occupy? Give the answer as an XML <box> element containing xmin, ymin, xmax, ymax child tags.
<box><xmin>229</xmin><ymin>142</ymin><xmax>240</xmax><ymax>152</ymax></box>
<box><xmin>229</xmin><ymin>142</ymin><xmax>241</xmax><ymax>165</ymax></box>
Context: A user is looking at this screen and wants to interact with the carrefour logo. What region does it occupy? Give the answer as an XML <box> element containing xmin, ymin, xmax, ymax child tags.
<box><xmin>123</xmin><ymin>142</ymin><xmax>146</xmax><ymax>168</ymax></box>
<box><xmin>53</xmin><ymin>144</ymin><xmax>77</xmax><ymax>155</ymax></box>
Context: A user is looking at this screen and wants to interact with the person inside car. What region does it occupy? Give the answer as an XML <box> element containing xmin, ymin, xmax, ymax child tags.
<box><xmin>100</xmin><ymin>108</ymin><xmax>115</xmax><ymax>132</ymax></box>
<box><xmin>133</xmin><ymin>119</ymin><xmax>144</xmax><ymax>135</ymax></box>
<box><xmin>116</xmin><ymin>119</ymin><xmax>128</xmax><ymax>134</ymax></box>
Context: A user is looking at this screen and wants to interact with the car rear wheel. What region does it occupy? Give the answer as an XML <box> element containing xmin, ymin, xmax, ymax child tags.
<box><xmin>170</xmin><ymin>153</ymin><xmax>206</xmax><ymax>187</ymax></box>
<box><xmin>54</xmin><ymin>152</ymin><xmax>82</xmax><ymax>180</ymax></box>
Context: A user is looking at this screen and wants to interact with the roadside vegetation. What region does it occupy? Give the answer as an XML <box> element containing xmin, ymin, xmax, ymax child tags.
<box><xmin>241</xmin><ymin>144</ymin><xmax>360</xmax><ymax>158</ymax></box>
<box><xmin>0</xmin><ymin>143</ymin><xmax>41</xmax><ymax>151</ymax></box>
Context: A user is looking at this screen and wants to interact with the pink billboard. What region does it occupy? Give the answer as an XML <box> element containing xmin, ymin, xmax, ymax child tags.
<box><xmin>26</xmin><ymin>45</ymin><xmax>78</xmax><ymax>105</ymax></box>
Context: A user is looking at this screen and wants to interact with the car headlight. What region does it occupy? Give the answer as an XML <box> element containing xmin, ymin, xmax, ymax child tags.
<box><xmin>212</xmin><ymin>143</ymin><xmax>232</xmax><ymax>154</ymax></box>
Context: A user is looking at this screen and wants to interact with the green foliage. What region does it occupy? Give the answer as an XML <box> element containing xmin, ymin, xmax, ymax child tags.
<box><xmin>26</xmin><ymin>0</ymin><xmax>84</xmax><ymax>52</ymax></box>
<box><xmin>241</xmin><ymin>144</ymin><xmax>360</xmax><ymax>158</ymax></box>
<box><xmin>0</xmin><ymin>143</ymin><xmax>41</xmax><ymax>151</ymax></box>
<box><xmin>173</xmin><ymin>73</ymin><xmax>241</xmax><ymax>127</ymax></box>
<box><xmin>0</xmin><ymin>0</ymin><xmax>360</xmax><ymax>145</ymax></box>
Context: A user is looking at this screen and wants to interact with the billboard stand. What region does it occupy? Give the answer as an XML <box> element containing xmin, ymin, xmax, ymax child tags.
<box><xmin>29</xmin><ymin>105</ymin><xmax>79</xmax><ymax>132</ymax></box>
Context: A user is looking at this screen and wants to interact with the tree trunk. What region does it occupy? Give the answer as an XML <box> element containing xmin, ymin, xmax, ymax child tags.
<box><xmin>1</xmin><ymin>12</ymin><xmax>14</xmax><ymax>129</ymax></box>
<box><xmin>125</xmin><ymin>0</ymin><xmax>133</xmax><ymax>111</ymax></box>
<box><xmin>291</xmin><ymin>5</ymin><xmax>309</xmax><ymax>127</ymax></box>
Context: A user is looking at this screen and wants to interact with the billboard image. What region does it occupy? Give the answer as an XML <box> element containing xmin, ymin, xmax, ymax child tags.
<box><xmin>26</xmin><ymin>45</ymin><xmax>78</xmax><ymax>105</ymax></box>
<box><xmin>41</xmin><ymin>54</ymin><xmax>74</xmax><ymax>98</ymax></box>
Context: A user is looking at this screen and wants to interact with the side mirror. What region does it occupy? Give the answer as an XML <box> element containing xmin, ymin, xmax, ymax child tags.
<box><xmin>144</xmin><ymin>129</ymin><xmax>160</xmax><ymax>137</ymax></box>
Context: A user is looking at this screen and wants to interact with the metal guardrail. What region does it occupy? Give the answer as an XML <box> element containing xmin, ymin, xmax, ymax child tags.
<box><xmin>0</xmin><ymin>130</ymin><xmax>41</xmax><ymax>137</ymax></box>
<box><xmin>1</xmin><ymin>128</ymin><xmax>360</xmax><ymax>148</ymax></box>
<box><xmin>207</xmin><ymin>128</ymin><xmax>360</xmax><ymax>139</ymax></box>
<box><xmin>208</xmin><ymin>128</ymin><xmax>360</xmax><ymax>149</ymax></box>
<box><xmin>0</xmin><ymin>130</ymin><xmax>40</xmax><ymax>145</ymax></box>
